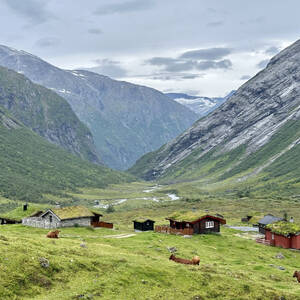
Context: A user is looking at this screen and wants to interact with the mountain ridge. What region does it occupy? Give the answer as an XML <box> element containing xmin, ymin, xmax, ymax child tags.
<box><xmin>129</xmin><ymin>39</ymin><xmax>300</xmax><ymax>189</ymax></box>
<box><xmin>0</xmin><ymin>65</ymin><xmax>101</xmax><ymax>164</ymax></box>
<box><xmin>0</xmin><ymin>45</ymin><xmax>198</xmax><ymax>170</ymax></box>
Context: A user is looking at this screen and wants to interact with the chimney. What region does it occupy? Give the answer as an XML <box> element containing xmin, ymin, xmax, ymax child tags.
<box><xmin>23</xmin><ymin>204</ymin><xmax>28</xmax><ymax>211</ymax></box>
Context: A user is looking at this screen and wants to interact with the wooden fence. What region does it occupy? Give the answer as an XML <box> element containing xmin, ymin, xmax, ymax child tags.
<box><xmin>155</xmin><ymin>225</ymin><xmax>193</xmax><ymax>235</ymax></box>
<box><xmin>92</xmin><ymin>221</ymin><xmax>113</xmax><ymax>229</ymax></box>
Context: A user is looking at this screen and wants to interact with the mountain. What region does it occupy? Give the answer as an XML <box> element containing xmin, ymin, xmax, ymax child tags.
<box><xmin>130</xmin><ymin>40</ymin><xmax>300</xmax><ymax>191</ymax></box>
<box><xmin>0</xmin><ymin>106</ymin><xmax>133</xmax><ymax>202</ymax></box>
<box><xmin>0</xmin><ymin>45</ymin><xmax>198</xmax><ymax>170</ymax></box>
<box><xmin>165</xmin><ymin>91</ymin><xmax>235</xmax><ymax>117</ymax></box>
<box><xmin>0</xmin><ymin>65</ymin><xmax>100</xmax><ymax>164</ymax></box>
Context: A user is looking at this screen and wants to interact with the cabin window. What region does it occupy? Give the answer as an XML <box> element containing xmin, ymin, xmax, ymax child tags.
<box><xmin>205</xmin><ymin>221</ymin><xmax>214</xmax><ymax>228</ymax></box>
<box><xmin>49</xmin><ymin>215</ymin><xmax>53</xmax><ymax>223</ymax></box>
<box><xmin>272</xmin><ymin>233</ymin><xmax>274</xmax><ymax>240</ymax></box>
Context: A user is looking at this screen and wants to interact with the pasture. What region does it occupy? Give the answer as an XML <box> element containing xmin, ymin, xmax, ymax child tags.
<box><xmin>0</xmin><ymin>221</ymin><xmax>299</xmax><ymax>299</ymax></box>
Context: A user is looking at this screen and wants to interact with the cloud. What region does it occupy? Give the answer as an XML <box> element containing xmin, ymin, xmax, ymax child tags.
<box><xmin>206</xmin><ymin>21</ymin><xmax>224</xmax><ymax>27</ymax></box>
<box><xmin>88</xmin><ymin>28</ymin><xmax>103</xmax><ymax>35</ymax></box>
<box><xmin>147</xmin><ymin>55</ymin><xmax>232</xmax><ymax>72</ymax></box>
<box><xmin>147</xmin><ymin>57</ymin><xmax>177</xmax><ymax>66</ymax></box>
<box><xmin>35</xmin><ymin>37</ymin><xmax>60</xmax><ymax>48</ymax></box>
<box><xmin>3</xmin><ymin>0</ymin><xmax>54</xmax><ymax>25</ymax></box>
<box><xmin>240</xmin><ymin>75</ymin><xmax>252</xmax><ymax>80</ymax></box>
<box><xmin>94</xmin><ymin>0</ymin><xmax>155</xmax><ymax>16</ymax></box>
<box><xmin>265</xmin><ymin>46</ymin><xmax>280</xmax><ymax>55</ymax></box>
<box><xmin>257</xmin><ymin>59</ymin><xmax>269</xmax><ymax>69</ymax></box>
<box><xmin>179</xmin><ymin>47</ymin><xmax>231</xmax><ymax>60</ymax></box>
<box><xmin>84</xmin><ymin>59</ymin><xmax>127</xmax><ymax>78</ymax></box>
<box><xmin>196</xmin><ymin>59</ymin><xmax>232</xmax><ymax>70</ymax></box>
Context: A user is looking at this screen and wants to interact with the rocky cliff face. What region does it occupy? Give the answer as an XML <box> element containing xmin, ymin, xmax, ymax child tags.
<box><xmin>130</xmin><ymin>39</ymin><xmax>300</xmax><ymax>181</ymax></box>
<box><xmin>0</xmin><ymin>45</ymin><xmax>198</xmax><ymax>170</ymax></box>
<box><xmin>0</xmin><ymin>66</ymin><xmax>100</xmax><ymax>164</ymax></box>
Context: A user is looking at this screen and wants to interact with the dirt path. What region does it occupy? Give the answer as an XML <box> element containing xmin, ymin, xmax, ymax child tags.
<box><xmin>103</xmin><ymin>233</ymin><xmax>136</xmax><ymax>239</ymax></box>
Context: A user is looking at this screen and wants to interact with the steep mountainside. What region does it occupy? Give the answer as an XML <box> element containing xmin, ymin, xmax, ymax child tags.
<box><xmin>165</xmin><ymin>91</ymin><xmax>235</xmax><ymax>117</ymax></box>
<box><xmin>0</xmin><ymin>45</ymin><xmax>198</xmax><ymax>170</ymax></box>
<box><xmin>0</xmin><ymin>66</ymin><xmax>100</xmax><ymax>164</ymax></box>
<box><xmin>130</xmin><ymin>40</ymin><xmax>300</xmax><ymax>186</ymax></box>
<box><xmin>0</xmin><ymin>106</ymin><xmax>133</xmax><ymax>202</ymax></box>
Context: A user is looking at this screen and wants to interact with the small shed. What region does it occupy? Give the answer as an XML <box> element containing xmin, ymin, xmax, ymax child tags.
<box><xmin>265</xmin><ymin>221</ymin><xmax>300</xmax><ymax>249</ymax></box>
<box><xmin>258</xmin><ymin>214</ymin><xmax>283</xmax><ymax>234</ymax></box>
<box><xmin>133</xmin><ymin>219</ymin><xmax>155</xmax><ymax>231</ymax></box>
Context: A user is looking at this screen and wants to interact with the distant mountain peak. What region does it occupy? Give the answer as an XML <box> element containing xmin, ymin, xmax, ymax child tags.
<box><xmin>165</xmin><ymin>91</ymin><xmax>235</xmax><ymax>117</ymax></box>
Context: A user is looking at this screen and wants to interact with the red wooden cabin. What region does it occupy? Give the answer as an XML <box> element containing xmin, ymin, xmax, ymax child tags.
<box><xmin>264</xmin><ymin>221</ymin><xmax>300</xmax><ymax>249</ymax></box>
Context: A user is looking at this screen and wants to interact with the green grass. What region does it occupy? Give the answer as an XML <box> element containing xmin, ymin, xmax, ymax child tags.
<box><xmin>0</xmin><ymin>111</ymin><xmax>134</xmax><ymax>203</ymax></box>
<box><xmin>0</xmin><ymin>222</ymin><xmax>299</xmax><ymax>300</ymax></box>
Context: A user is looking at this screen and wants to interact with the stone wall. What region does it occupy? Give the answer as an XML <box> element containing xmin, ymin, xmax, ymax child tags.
<box><xmin>60</xmin><ymin>217</ymin><xmax>91</xmax><ymax>227</ymax></box>
<box><xmin>22</xmin><ymin>216</ymin><xmax>92</xmax><ymax>228</ymax></box>
<box><xmin>22</xmin><ymin>217</ymin><xmax>60</xmax><ymax>229</ymax></box>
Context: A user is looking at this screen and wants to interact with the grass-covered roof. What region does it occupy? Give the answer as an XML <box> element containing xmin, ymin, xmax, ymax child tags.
<box><xmin>267</xmin><ymin>221</ymin><xmax>300</xmax><ymax>236</ymax></box>
<box><xmin>51</xmin><ymin>206</ymin><xmax>95</xmax><ymax>220</ymax></box>
<box><xmin>167</xmin><ymin>210</ymin><xmax>224</xmax><ymax>222</ymax></box>
<box><xmin>1</xmin><ymin>204</ymin><xmax>47</xmax><ymax>221</ymax></box>
<box><xmin>133</xmin><ymin>218</ymin><xmax>155</xmax><ymax>223</ymax></box>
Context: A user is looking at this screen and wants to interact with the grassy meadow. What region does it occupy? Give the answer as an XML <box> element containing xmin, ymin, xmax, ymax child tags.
<box><xmin>0</xmin><ymin>182</ymin><xmax>300</xmax><ymax>299</ymax></box>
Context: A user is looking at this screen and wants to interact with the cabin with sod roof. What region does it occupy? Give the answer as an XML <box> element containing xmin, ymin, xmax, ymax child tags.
<box><xmin>155</xmin><ymin>211</ymin><xmax>226</xmax><ymax>235</ymax></box>
<box><xmin>264</xmin><ymin>221</ymin><xmax>300</xmax><ymax>249</ymax></box>
<box><xmin>22</xmin><ymin>206</ymin><xmax>109</xmax><ymax>229</ymax></box>
<box><xmin>133</xmin><ymin>219</ymin><xmax>155</xmax><ymax>231</ymax></box>
<box><xmin>257</xmin><ymin>214</ymin><xmax>283</xmax><ymax>234</ymax></box>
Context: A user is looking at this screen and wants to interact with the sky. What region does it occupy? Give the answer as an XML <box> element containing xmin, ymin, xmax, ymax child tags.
<box><xmin>0</xmin><ymin>0</ymin><xmax>299</xmax><ymax>97</ymax></box>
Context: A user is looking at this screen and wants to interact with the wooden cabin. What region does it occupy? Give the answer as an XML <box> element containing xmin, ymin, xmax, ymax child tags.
<box><xmin>258</xmin><ymin>214</ymin><xmax>283</xmax><ymax>234</ymax></box>
<box><xmin>155</xmin><ymin>211</ymin><xmax>226</xmax><ymax>235</ymax></box>
<box><xmin>264</xmin><ymin>221</ymin><xmax>300</xmax><ymax>249</ymax></box>
<box><xmin>22</xmin><ymin>206</ymin><xmax>112</xmax><ymax>229</ymax></box>
<box><xmin>133</xmin><ymin>219</ymin><xmax>155</xmax><ymax>231</ymax></box>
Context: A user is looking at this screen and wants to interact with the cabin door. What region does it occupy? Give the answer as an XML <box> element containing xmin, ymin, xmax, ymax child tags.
<box><xmin>193</xmin><ymin>222</ymin><xmax>200</xmax><ymax>234</ymax></box>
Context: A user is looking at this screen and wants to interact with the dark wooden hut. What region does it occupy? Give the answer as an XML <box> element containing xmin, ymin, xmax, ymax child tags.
<box><xmin>167</xmin><ymin>215</ymin><xmax>226</xmax><ymax>234</ymax></box>
<box><xmin>133</xmin><ymin>219</ymin><xmax>155</xmax><ymax>231</ymax></box>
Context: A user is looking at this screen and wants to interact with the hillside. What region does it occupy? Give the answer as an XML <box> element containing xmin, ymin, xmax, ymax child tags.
<box><xmin>0</xmin><ymin>45</ymin><xmax>198</xmax><ymax>170</ymax></box>
<box><xmin>130</xmin><ymin>39</ymin><xmax>300</xmax><ymax>192</ymax></box>
<box><xmin>0</xmin><ymin>66</ymin><xmax>100</xmax><ymax>164</ymax></box>
<box><xmin>0</xmin><ymin>106</ymin><xmax>133</xmax><ymax>202</ymax></box>
<box><xmin>166</xmin><ymin>91</ymin><xmax>235</xmax><ymax>117</ymax></box>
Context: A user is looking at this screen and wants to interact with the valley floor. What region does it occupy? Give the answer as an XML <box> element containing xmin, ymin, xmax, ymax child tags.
<box><xmin>1</xmin><ymin>181</ymin><xmax>300</xmax><ymax>299</ymax></box>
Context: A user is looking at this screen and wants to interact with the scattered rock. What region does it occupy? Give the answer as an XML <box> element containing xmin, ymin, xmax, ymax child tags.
<box><xmin>80</xmin><ymin>243</ymin><xmax>87</xmax><ymax>248</ymax></box>
<box><xmin>192</xmin><ymin>296</ymin><xmax>204</xmax><ymax>300</ymax></box>
<box><xmin>274</xmin><ymin>253</ymin><xmax>285</xmax><ymax>259</ymax></box>
<box><xmin>167</xmin><ymin>246</ymin><xmax>177</xmax><ymax>253</ymax></box>
<box><xmin>155</xmin><ymin>248</ymin><xmax>162</xmax><ymax>252</ymax></box>
<box><xmin>141</xmin><ymin>279</ymin><xmax>147</xmax><ymax>284</ymax></box>
<box><xmin>269</xmin><ymin>264</ymin><xmax>285</xmax><ymax>271</ymax></box>
<box><xmin>39</xmin><ymin>257</ymin><xmax>50</xmax><ymax>268</ymax></box>
<box><xmin>183</xmin><ymin>235</ymin><xmax>192</xmax><ymax>238</ymax></box>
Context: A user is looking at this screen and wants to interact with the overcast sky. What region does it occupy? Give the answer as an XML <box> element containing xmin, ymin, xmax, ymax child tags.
<box><xmin>0</xmin><ymin>0</ymin><xmax>299</xmax><ymax>97</ymax></box>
